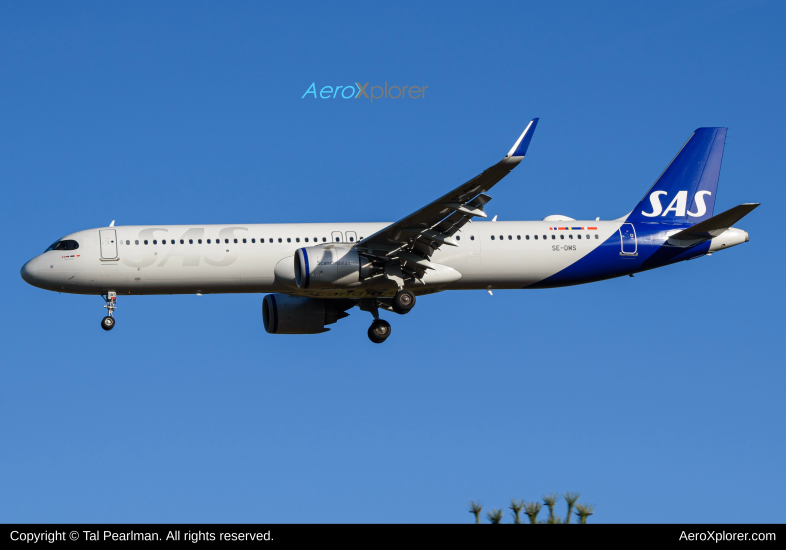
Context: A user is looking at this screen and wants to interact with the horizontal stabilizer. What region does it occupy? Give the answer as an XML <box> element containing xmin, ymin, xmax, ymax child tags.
<box><xmin>667</xmin><ymin>203</ymin><xmax>759</xmax><ymax>246</ymax></box>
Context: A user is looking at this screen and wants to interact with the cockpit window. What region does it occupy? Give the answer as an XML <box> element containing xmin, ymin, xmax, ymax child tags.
<box><xmin>44</xmin><ymin>240</ymin><xmax>79</xmax><ymax>253</ymax></box>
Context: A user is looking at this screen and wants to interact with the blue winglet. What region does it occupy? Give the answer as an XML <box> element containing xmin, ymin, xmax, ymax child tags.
<box><xmin>507</xmin><ymin>118</ymin><xmax>539</xmax><ymax>158</ymax></box>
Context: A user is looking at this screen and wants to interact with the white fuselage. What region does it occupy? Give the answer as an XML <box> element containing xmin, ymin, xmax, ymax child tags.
<box><xmin>25</xmin><ymin>221</ymin><xmax>622</xmax><ymax>297</ymax></box>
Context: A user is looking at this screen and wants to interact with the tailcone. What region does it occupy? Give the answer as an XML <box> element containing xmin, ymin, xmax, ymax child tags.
<box><xmin>709</xmin><ymin>227</ymin><xmax>748</xmax><ymax>252</ymax></box>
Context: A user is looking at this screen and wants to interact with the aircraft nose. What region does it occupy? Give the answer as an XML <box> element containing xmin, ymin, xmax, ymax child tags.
<box><xmin>20</xmin><ymin>257</ymin><xmax>40</xmax><ymax>285</ymax></box>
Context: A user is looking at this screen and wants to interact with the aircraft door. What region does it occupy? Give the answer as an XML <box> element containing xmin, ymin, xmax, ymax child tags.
<box><xmin>100</xmin><ymin>229</ymin><xmax>119</xmax><ymax>260</ymax></box>
<box><xmin>345</xmin><ymin>231</ymin><xmax>358</xmax><ymax>243</ymax></box>
<box><xmin>619</xmin><ymin>223</ymin><xmax>637</xmax><ymax>256</ymax></box>
<box><xmin>331</xmin><ymin>231</ymin><xmax>343</xmax><ymax>243</ymax></box>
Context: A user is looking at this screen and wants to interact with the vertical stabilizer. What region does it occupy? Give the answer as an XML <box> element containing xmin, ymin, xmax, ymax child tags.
<box><xmin>627</xmin><ymin>127</ymin><xmax>727</xmax><ymax>224</ymax></box>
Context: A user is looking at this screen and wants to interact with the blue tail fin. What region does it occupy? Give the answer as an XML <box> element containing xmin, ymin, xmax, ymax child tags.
<box><xmin>627</xmin><ymin>127</ymin><xmax>727</xmax><ymax>224</ymax></box>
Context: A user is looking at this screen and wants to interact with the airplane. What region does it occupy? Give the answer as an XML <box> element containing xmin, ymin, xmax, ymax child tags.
<box><xmin>20</xmin><ymin>119</ymin><xmax>758</xmax><ymax>343</ymax></box>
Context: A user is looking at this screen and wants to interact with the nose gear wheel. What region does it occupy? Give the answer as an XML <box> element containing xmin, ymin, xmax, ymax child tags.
<box><xmin>100</xmin><ymin>292</ymin><xmax>117</xmax><ymax>331</ymax></box>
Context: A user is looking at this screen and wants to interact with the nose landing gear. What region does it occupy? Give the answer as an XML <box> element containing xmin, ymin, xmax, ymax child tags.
<box><xmin>101</xmin><ymin>292</ymin><xmax>117</xmax><ymax>331</ymax></box>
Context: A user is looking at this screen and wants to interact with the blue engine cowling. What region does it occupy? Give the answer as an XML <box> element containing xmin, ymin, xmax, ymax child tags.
<box><xmin>294</xmin><ymin>246</ymin><xmax>371</xmax><ymax>289</ymax></box>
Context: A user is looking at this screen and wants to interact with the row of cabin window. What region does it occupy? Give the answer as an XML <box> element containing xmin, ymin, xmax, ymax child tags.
<box><xmin>122</xmin><ymin>236</ymin><xmax>363</xmax><ymax>246</ymax></box>
<box><xmin>454</xmin><ymin>234</ymin><xmax>600</xmax><ymax>241</ymax></box>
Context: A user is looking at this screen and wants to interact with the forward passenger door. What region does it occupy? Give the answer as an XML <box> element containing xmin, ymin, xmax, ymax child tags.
<box><xmin>99</xmin><ymin>229</ymin><xmax>118</xmax><ymax>260</ymax></box>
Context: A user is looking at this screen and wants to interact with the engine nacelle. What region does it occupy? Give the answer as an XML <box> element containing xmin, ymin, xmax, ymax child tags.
<box><xmin>294</xmin><ymin>246</ymin><xmax>371</xmax><ymax>289</ymax></box>
<box><xmin>262</xmin><ymin>294</ymin><xmax>353</xmax><ymax>334</ymax></box>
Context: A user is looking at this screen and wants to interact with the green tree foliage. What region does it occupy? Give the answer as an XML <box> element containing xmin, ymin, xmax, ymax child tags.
<box><xmin>487</xmin><ymin>509</ymin><xmax>504</xmax><ymax>524</ymax></box>
<box><xmin>509</xmin><ymin>499</ymin><xmax>524</xmax><ymax>524</ymax></box>
<box><xmin>469</xmin><ymin>500</ymin><xmax>482</xmax><ymax>524</ymax></box>
<box><xmin>469</xmin><ymin>492</ymin><xmax>593</xmax><ymax>524</ymax></box>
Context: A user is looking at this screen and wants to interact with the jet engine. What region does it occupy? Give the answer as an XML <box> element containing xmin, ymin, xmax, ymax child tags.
<box><xmin>294</xmin><ymin>246</ymin><xmax>373</xmax><ymax>289</ymax></box>
<box><xmin>262</xmin><ymin>294</ymin><xmax>355</xmax><ymax>334</ymax></box>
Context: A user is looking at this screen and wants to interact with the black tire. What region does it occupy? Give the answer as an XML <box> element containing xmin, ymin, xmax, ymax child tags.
<box><xmin>392</xmin><ymin>289</ymin><xmax>416</xmax><ymax>315</ymax></box>
<box><xmin>101</xmin><ymin>316</ymin><xmax>115</xmax><ymax>331</ymax></box>
<box><xmin>367</xmin><ymin>319</ymin><xmax>391</xmax><ymax>344</ymax></box>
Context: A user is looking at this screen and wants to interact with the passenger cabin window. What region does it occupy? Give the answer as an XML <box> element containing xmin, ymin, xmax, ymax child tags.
<box><xmin>278</xmin><ymin>238</ymin><xmax>282</xmax><ymax>243</ymax></box>
<box><xmin>517</xmin><ymin>235</ymin><xmax>521</xmax><ymax>240</ymax></box>
<box><xmin>595</xmin><ymin>234</ymin><xmax>599</xmax><ymax>239</ymax></box>
<box><xmin>569</xmin><ymin>234</ymin><xmax>573</xmax><ymax>239</ymax></box>
<box><xmin>526</xmin><ymin>235</ymin><xmax>530</xmax><ymax>240</ymax></box>
<box><xmin>287</xmin><ymin>238</ymin><xmax>291</xmax><ymax>243</ymax></box>
<box><xmin>135</xmin><ymin>240</ymin><xmax>139</xmax><ymax>245</ymax></box>
<box><xmin>144</xmin><ymin>240</ymin><xmax>149</xmax><ymax>245</ymax></box>
<box><xmin>198</xmin><ymin>239</ymin><xmax>202</xmax><ymax>244</ymax></box>
<box><xmin>180</xmin><ymin>239</ymin><xmax>184</xmax><ymax>244</ymax></box>
<box><xmin>508</xmin><ymin>235</ymin><xmax>512</xmax><ymax>240</ymax></box>
<box><xmin>269</xmin><ymin>238</ymin><xmax>273</xmax><ymax>243</ymax></box>
<box><xmin>491</xmin><ymin>235</ymin><xmax>495</xmax><ymax>240</ymax></box>
<box><xmin>560</xmin><ymin>235</ymin><xmax>564</xmax><ymax>240</ymax></box>
<box><xmin>551</xmin><ymin>235</ymin><xmax>555</xmax><ymax>240</ymax></box>
<box><xmin>470</xmin><ymin>235</ymin><xmax>475</xmax><ymax>240</ymax></box>
<box><xmin>296</xmin><ymin>238</ymin><xmax>300</xmax><ymax>243</ymax></box>
<box><xmin>234</xmin><ymin>239</ymin><xmax>238</xmax><ymax>243</ymax></box>
<box><xmin>251</xmin><ymin>238</ymin><xmax>255</xmax><ymax>243</ymax></box>
<box><xmin>577</xmin><ymin>235</ymin><xmax>581</xmax><ymax>239</ymax></box>
<box><xmin>456</xmin><ymin>235</ymin><xmax>460</xmax><ymax>241</ymax></box>
<box><xmin>207</xmin><ymin>239</ymin><xmax>211</xmax><ymax>244</ymax></box>
<box><xmin>305</xmin><ymin>238</ymin><xmax>309</xmax><ymax>242</ymax></box>
<box><xmin>242</xmin><ymin>238</ymin><xmax>247</xmax><ymax>243</ymax></box>
<box><xmin>126</xmin><ymin>240</ymin><xmax>130</xmax><ymax>245</ymax></box>
<box><xmin>189</xmin><ymin>239</ymin><xmax>193</xmax><ymax>244</ymax></box>
<box><xmin>153</xmin><ymin>240</ymin><xmax>157</xmax><ymax>244</ymax></box>
<box><xmin>534</xmin><ymin>235</ymin><xmax>538</xmax><ymax>240</ymax></box>
<box><xmin>323</xmin><ymin>237</ymin><xmax>327</xmax><ymax>242</ymax></box>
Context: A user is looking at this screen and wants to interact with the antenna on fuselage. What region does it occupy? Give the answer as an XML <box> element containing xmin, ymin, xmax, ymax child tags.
<box><xmin>109</xmin><ymin>220</ymin><xmax>115</xmax><ymax>227</ymax></box>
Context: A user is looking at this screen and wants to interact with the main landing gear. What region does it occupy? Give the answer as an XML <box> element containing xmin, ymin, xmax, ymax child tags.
<box><xmin>101</xmin><ymin>292</ymin><xmax>117</xmax><ymax>331</ymax></box>
<box><xmin>360</xmin><ymin>289</ymin><xmax>417</xmax><ymax>344</ymax></box>
<box><xmin>368</xmin><ymin>319</ymin><xmax>391</xmax><ymax>344</ymax></box>
<box><xmin>392</xmin><ymin>289</ymin><xmax>416</xmax><ymax>314</ymax></box>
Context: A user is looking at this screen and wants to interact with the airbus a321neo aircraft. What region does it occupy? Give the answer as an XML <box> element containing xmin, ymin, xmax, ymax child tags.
<box><xmin>21</xmin><ymin>119</ymin><xmax>758</xmax><ymax>343</ymax></box>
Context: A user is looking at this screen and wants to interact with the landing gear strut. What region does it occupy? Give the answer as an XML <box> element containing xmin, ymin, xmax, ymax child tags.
<box><xmin>101</xmin><ymin>292</ymin><xmax>117</xmax><ymax>331</ymax></box>
<box><xmin>360</xmin><ymin>298</ymin><xmax>392</xmax><ymax>344</ymax></box>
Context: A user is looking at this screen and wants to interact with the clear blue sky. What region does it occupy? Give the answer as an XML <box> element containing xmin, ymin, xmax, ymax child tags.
<box><xmin>1</xmin><ymin>1</ymin><xmax>784</xmax><ymax>523</ymax></box>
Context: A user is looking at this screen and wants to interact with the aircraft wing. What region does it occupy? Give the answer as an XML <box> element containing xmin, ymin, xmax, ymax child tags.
<box><xmin>356</xmin><ymin>118</ymin><xmax>539</xmax><ymax>282</ymax></box>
